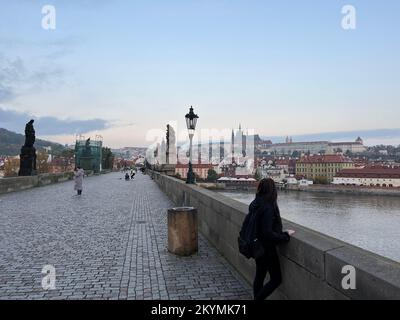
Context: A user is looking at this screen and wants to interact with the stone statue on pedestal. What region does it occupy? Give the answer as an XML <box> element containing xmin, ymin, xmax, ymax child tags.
<box><xmin>19</xmin><ymin>119</ymin><xmax>37</xmax><ymax>176</ymax></box>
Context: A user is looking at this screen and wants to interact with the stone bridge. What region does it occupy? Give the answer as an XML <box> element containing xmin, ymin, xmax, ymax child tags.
<box><xmin>0</xmin><ymin>172</ymin><xmax>251</xmax><ymax>300</ymax></box>
<box><xmin>1</xmin><ymin>170</ymin><xmax>399</xmax><ymax>300</ymax></box>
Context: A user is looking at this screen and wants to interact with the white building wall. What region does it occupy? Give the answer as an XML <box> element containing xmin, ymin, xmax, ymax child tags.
<box><xmin>333</xmin><ymin>177</ymin><xmax>400</xmax><ymax>187</ymax></box>
<box><xmin>327</xmin><ymin>144</ymin><xmax>367</xmax><ymax>154</ymax></box>
<box><xmin>262</xmin><ymin>142</ymin><xmax>328</xmax><ymax>155</ymax></box>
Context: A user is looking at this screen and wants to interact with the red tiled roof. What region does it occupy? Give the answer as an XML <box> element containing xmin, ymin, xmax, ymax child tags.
<box><xmin>336</xmin><ymin>167</ymin><xmax>400</xmax><ymax>179</ymax></box>
<box><xmin>276</xmin><ymin>159</ymin><xmax>289</xmax><ymax>165</ymax></box>
<box><xmin>298</xmin><ymin>155</ymin><xmax>352</xmax><ymax>164</ymax></box>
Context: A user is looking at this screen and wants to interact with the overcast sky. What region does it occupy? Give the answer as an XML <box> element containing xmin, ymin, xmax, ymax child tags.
<box><xmin>0</xmin><ymin>0</ymin><xmax>399</xmax><ymax>147</ymax></box>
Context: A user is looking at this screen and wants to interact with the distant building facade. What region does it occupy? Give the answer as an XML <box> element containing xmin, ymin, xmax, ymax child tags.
<box><xmin>260</xmin><ymin>137</ymin><xmax>366</xmax><ymax>156</ymax></box>
<box><xmin>257</xmin><ymin>165</ymin><xmax>286</xmax><ymax>183</ymax></box>
<box><xmin>296</xmin><ymin>154</ymin><xmax>354</xmax><ymax>183</ymax></box>
<box><xmin>49</xmin><ymin>156</ymin><xmax>75</xmax><ymax>173</ymax></box>
<box><xmin>263</xmin><ymin>141</ymin><xmax>330</xmax><ymax>156</ymax></box>
<box><xmin>175</xmin><ymin>163</ymin><xmax>215</xmax><ymax>180</ymax></box>
<box><xmin>327</xmin><ymin>137</ymin><xmax>367</xmax><ymax>154</ymax></box>
<box><xmin>333</xmin><ymin>167</ymin><xmax>400</xmax><ymax>187</ymax></box>
<box><xmin>217</xmin><ymin>177</ymin><xmax>258</xmax><ymax>188</ymax></box>
<box><xmin>255</xmin><ymin>135</ymin><xmax>273</xmax><ymax>149</ymax></box>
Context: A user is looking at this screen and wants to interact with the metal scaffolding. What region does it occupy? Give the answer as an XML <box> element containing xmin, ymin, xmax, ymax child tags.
<box><xmin>74</xmin><ymin>135</ymin><xmax>103</xmax><ymax>173</ymax></box>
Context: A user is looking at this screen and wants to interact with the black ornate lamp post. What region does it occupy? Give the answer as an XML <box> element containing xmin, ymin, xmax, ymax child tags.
<box><xmin>185</xmin><ymin>106</ymin><xmax>199</xmax><ymax>184</ymax></box>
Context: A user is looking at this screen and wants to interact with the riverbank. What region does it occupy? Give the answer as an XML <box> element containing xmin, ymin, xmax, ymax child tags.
<box><xmin>288</xmin><ymin>184</ymin><xmax>400</xmax><ymax>197</ymax></box>
<box><xmin>202</xmin><ymin>182</ymin><xmax>400</xmax><ymax>197</ymax></box>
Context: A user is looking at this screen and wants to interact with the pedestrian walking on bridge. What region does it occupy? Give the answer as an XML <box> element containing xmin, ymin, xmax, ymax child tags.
<box><xmin>74</xmin><ymin>166</ymin><xmax>84</xmax><ymax>195</ymax></box>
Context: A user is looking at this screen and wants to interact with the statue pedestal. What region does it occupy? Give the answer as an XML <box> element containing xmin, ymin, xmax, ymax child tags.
<box><xmin>155</xmin><ymin>164</ymin><xmax>176</xmax><ymax>176</ymax></box>
<box><xmin>18</xmin><ymin>119</ymin><xmax>37</xmax><ymax>177</ymax></box>
<box><xmin>19</xmin><ymin>146</ymin><xmax>37</xmax><ymax>176</ymax></box>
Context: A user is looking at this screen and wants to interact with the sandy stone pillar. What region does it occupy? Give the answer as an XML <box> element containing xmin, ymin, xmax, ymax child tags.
<box><xmin>168</xmin><ymin>207</ymin><xmax>198</xmax><ymax>256</ymax></box>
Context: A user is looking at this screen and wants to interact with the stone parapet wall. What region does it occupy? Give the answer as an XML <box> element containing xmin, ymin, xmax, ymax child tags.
<box><xmin>0</xmin><ymin>172</ymin><xmax>74</xmax><ymax>195</ymax></box>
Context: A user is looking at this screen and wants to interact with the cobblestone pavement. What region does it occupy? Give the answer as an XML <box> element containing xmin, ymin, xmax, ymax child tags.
<box><xmin>0</xmin><ymin>172</ymin><xmax>252</xmax><ymax>300</ymax></box>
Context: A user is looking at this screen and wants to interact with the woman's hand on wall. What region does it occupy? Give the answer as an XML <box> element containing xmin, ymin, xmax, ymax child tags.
<box><xmin>286</xmin><ymin>229</ymin><xmax>295</xmax><ymax>236</ymax></box>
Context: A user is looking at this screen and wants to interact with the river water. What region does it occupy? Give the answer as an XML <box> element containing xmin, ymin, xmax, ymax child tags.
<box><xmin>219</xmin><ymin>190</ymin><xmax>400</xmax><ymax>262</ymax></box>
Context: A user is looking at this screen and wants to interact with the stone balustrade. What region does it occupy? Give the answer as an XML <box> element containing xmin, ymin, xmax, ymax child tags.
<box><xmin>0</xmin><ymin>172</ymin><xmax>74</xmax><ymax>195</ymax></box>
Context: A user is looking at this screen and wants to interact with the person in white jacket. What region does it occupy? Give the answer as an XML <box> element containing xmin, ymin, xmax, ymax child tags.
<box><xmin>74</xmin><ymin>167</ymin><xmax>84</xmax><ymax>195</ymax></box>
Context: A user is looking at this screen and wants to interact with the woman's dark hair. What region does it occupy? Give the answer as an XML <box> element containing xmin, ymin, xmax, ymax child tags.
<box><xmin>256</xmin><ymin>178</ymin><xmax>278</xmax><ymax>204</ymax></box>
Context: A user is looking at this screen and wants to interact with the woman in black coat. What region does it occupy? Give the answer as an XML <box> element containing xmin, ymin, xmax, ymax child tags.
<box><xmin>249</xmin><ymin>178</ymin><xmax>295</xmax><ymax>300</ymax></box>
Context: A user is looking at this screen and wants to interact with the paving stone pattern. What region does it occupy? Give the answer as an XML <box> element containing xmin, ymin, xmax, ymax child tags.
<box><xmin>0</xmin><ymin>172</ymin><xmax>252</xmax><ymax>300</ymax></box>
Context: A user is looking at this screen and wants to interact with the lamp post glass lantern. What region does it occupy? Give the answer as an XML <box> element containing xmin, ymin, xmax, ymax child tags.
<box><xmin>185</xmin><ymin>106</ymin><xmax>199</xmax><ymax>184</ymax></box>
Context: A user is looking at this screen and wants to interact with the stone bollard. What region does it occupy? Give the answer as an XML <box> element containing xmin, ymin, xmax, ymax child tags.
<box><xmin>168</xmin><ymin>207</ymin><xmax>198</xmax><ymax>256</ymax></box>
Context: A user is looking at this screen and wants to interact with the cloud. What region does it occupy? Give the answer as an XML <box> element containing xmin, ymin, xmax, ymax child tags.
<box><xmin>0</xmin><ymin>54</ymin><xmax>65</xmax><ymax>103</ymax></box>
<box><xmin>0</xmin><ymin>107</ymin><xmax>109</xmax><ymax>135</ymax></box>
<box><xmin>0</xmin><ymin>56</ymin><xmax>24</xmax><ymax>102</ymax></box>
<box><xmin>0</xmin><ymin>84</ymin><xmax>15</xmax><ymax>102</ymax></box>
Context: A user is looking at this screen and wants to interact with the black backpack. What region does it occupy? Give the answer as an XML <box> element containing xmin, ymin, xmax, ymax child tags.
<box><xmin>238</xmin><ymin>207</ymin><xmax>265</xmax><ymax>259</ymax></box>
